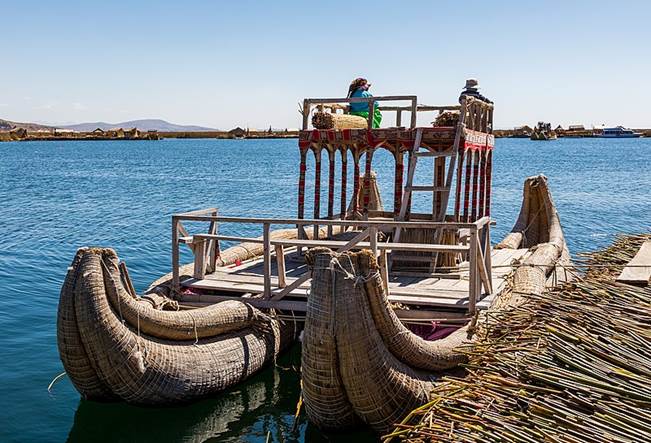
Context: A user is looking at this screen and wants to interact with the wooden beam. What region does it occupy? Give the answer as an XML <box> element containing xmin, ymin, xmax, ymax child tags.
<box><xmin>171</xmin><ymin>214</ymin><xmax>485</xmax><ymax>230</ymax></box>
<box><xmin>270</xmin><ymin>238</ymin><xmax>469</xmax><ymax>253</ymax></box>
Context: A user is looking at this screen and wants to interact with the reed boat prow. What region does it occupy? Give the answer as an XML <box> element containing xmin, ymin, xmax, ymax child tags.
<box><xmin>57</xmin><ymin>247</ymin><xmax>292</xmax><ymax>404</ymax></box>
<box><xmin>300</xmin><ymin>174</ymin><xmax>569</xmax><ymax>432</ymax></box>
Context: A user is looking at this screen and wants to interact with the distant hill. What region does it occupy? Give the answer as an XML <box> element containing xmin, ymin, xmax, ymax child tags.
<box><xmin>59</xmin><ymin>119</ymin><xmax>217</xmax><ymax>132</ymax></box>
<box><xmin>0</xmin><ymin>118</ymin><xmax>53</xmax><ymax>131</ymax></box>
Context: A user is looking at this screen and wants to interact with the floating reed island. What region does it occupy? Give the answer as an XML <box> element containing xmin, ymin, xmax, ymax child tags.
<box><xmin>385</xmin><ymin>233</ymin><xmax>651</xmax><ymax>442</ymax></box>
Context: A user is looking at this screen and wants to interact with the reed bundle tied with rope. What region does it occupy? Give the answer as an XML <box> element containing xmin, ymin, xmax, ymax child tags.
<box><xmin>432</xmin><ymin>111</ymin><xmax>459</xmax><ymax>127</ymax></box>
<box><xmin>385</xmin><ymin>233</ymin><xmax>651</xmax><ymax>443</ymax></box>
<box><xmin>311</xmin><ymin>111</ymin><xmax>368</xmax><ymax>130</ymax></box>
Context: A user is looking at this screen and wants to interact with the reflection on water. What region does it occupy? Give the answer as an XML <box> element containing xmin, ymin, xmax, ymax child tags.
<box><xmin>66</xmin><ymin>344</ymin><xmax>375</xmax><ymax>442</ymax></box>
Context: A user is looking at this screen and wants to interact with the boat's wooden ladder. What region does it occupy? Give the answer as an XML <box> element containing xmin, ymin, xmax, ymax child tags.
<box><xmin>391</xmin><ymin>112</ymin><xmax>466</xmax><ymax>272</ymax></box>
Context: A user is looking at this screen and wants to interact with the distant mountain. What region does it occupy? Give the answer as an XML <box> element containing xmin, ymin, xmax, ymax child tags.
<box><xmin>0</xmin><ymin>118</ymin><xmax>53</xmax><ymax>131</ymax></box>
<box><xmin>59</xmin><ymin>119</ymin><xmax>217</xmax><ymax>132</ymax></box>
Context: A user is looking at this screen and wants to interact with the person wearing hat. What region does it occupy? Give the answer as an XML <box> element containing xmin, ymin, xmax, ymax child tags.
<box><xmin>347</xmin><ymin>77</ymin><xmax>382</xmax><ymax>128</ymax></box>
<box><xmin>459</xmin><ymin>78</ymin><xmax>493</xmax><ymax>104</ymax></box>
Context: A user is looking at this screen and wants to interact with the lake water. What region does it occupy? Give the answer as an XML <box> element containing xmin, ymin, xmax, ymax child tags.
<box><xmin>1</xmin><ymin>137</ymin><xmax>649</xmax><ymax>442</ymax></box>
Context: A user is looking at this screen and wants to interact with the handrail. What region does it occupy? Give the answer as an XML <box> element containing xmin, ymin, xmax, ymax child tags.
<box><xmin>172</xmin><ymin>213</ymin><xmax>486</xmax><ymax>230</ymax></box>
<box><xmin>172</xmin><ymin>209</ymin><xmax>493</xmax><ymax>314</ymax></box>
<box><xmin>303</xmin><ymin>95</ymin><xmax>418</xmax><ymax>129</ymax></box>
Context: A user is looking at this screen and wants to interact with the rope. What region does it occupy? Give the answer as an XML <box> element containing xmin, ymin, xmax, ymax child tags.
<box><xmin>186</xmin><ymin>311</ymin><xmax>199</xmax><ymax>346</ymax></box>
<box><xmin>47</xmin><ymin>371</ymin><xmax>67</xmax><ymax>393</ymax></box>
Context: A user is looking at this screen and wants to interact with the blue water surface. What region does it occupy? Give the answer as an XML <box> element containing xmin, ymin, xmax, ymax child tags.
<box><xmin>0</xmin><ymin>137</ymin><xmax>649</xmax><ymax>442</ymax></box>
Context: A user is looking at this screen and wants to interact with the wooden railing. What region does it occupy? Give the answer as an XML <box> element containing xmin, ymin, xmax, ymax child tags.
<box><xmin>302</xmin><ymin>95</ymin><xmax>462</xmax><ymax>130</ymax></box>
<box><xmin>172</xmin><ymin>211</ymin><xmax>492</xmax><ymax>314</ymax></box>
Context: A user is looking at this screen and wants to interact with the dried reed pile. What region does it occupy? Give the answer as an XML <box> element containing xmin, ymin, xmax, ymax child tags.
<box><xmin>385</xmin><ymin>233</ymin><xmax>651</xmax><ymax>442</ymax></box>
<box><xmin>432</xmin><ymin>111</ymin><xmax>459</xmax><ymax>127</ymax></box>
<box><xmin>312</xmin><ymin>111</ymin><xmax>368</xmax><ymax>130</ymax></box>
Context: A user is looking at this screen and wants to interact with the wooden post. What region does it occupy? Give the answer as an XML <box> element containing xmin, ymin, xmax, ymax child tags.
<box><xmin>367</xmin><ymin>99</ymin><xmax>375</xmax><ymax>128</ymax></box>
<box><xmin>263</xmin><ymin>222</ymin><xmax>271</xmax><ymax>298</ymax></box>
<box><xmin>393</xmin><ymin>150</ymin><xmax>404</xmax><ymax>216</ymax></box>
<box><xmin>454</xmin><ymin>148</ymin><xmax>465</xmax><ymax>221</ymax></box>
<box><xmin>485</xmin><ymin>149</ymin><xmax>493</xmax><ymax>217</ymax></box>
<box><xmin>193</xmin><ymin>239</ymin><xmax>206</xmax><ymax>279</ymax></box>
<box><xmin>410</xmin><ymin>97</ymin><xmax>417</xmax><ymax>128</ymax></box>
<box><xmin>471</xmin><ymin>150</ymin><xmax>480</xmax><ymax>222</ymax></box>
<box><xmin>327</xmin><ymin>148</ymin><xmax>335</xmax><ymax>237</ymax></box>
<box><xmin>380</xmin><ymin>249</ymin><xmax>390</xmax><ymax>296</ymax></box>
<box><xmin>275</xmin><ymin>244</ymin><xmax>286</xmax><ymax>288</ymax></box>
<box><xmin>478</xmin><ymin>150</ymin><xmax>487</xmax><ymax>217</ymax></box>
<box><xmin>302</xmin><ymin>99</ymin><xmax>310</xmax><ymax>130</ymax></box>
<box><xmin>469</xmin><ymin>228</ymin><xmax>478</xmax><ymax>315</ymax></box>
<box><xmin>396</xmin><ymin>109</ymin><xmax>402</xmax><ymax>127</ymax></box>
<box><xmin>434</xmin><ymin>156</ymin><xmax>445</xmax><ymax>218</ymax></box>
<box><xmin>298</xmin><ymin>149</ymin><xmax>307</xmax><ymax>220</ymax></box>
<box><xmin>483</xmin><ymin>224</ymin><xmax>492</xmax><ymax>288</ymax></box>
<box><xmin>370</xmin><ymin>226</ymin><xmax>378</xmax><ymax>258</ymax></box>
<box><xmin>362</xmin><ymin>150</ymin><xmax>373</xmax><ymax>214</ymax></box>
<box><xmin>313</xmin><ymin>148</ymin><xmax>321</xmax><ymax>239</ymax></box>
<box><xmin>463</xmin><ymin>148</ymin><xmax>473</xmax><ymax>222</ymax></box>
<box><xmin>172</xmin><ymin>216</ymin><xmax>180</xmax><ymax>294</ymax></box>
<box><xmin>340</xmin><ymin>147</ymin><xmax>348</xmax><ymax>218</ymax></box>
<box><xmin>352</xmin><ymin>151</ymin><xmax>360</xmax><ymax>214</ymax></box>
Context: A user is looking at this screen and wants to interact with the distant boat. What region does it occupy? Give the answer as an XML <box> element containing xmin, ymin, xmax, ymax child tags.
<box><xmin>599</xmin><ymin>126</ymin><xmax>642</xmax><ymax>138</ymax></box>
<box><xmin>530</xmin><ymin>122</ymin><xmax>557</xmax><ymax>140</ymax></box>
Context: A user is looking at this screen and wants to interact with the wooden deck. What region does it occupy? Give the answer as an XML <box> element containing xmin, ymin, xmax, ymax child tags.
<box><xmin>179</xmin><ymin>246</ymin><xmax>530</xmax><ymax>316</ymax></box>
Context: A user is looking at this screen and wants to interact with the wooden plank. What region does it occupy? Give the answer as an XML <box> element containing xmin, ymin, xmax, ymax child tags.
<box><xmin>270</xmin><ymin>238</ymin><xmax>469</xmax><ymax>253</ymax></box>
<box><xmin>617</xmin><ymin>241</ymin><xmax>651</xmax><ymax>286</ymax></box>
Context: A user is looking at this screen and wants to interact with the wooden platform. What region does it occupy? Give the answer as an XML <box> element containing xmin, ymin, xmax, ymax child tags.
<box><xmin>616</xmin><ymin>240</ymin><xmax>651</xmax><ymax>286</ymax></box>
<box><xmin>179</xmin><ymin>247</ymin><xmax>530</xmax><ymax>315</ymax></box>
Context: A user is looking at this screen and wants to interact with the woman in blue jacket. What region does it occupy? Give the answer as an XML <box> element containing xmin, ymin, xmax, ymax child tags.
<box><xmin>347</xmin><ymin>78</ymin><xmax>382</xmax><ymax>128</ymax></box>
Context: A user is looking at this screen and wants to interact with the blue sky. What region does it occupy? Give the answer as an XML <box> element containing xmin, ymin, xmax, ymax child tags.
<box><xmin>2</xmin><ymin>0</ymin><xmax>650</xmax><ymax>129</ymax></box>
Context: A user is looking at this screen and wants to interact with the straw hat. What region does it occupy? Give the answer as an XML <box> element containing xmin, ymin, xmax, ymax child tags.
<box><xmin>464</xmin><ymin>78</ymin><xmax>480</xmax><ymax>90</ymax></box>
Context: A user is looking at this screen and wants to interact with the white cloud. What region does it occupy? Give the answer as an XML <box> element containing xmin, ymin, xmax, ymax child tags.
<box><xmin>72</xmin><ymin>102</ymin><xmax>87</xmax><ymax>111</ymax></box>
<box><xmin>0</xmin><ymin>103</ymin><xmax>8</xmax><ymax>107</ymax></box>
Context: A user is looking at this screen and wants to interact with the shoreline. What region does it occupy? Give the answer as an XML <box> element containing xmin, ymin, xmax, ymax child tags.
<box><xmin>1</xmin><ymin>128</ymin><xmax>649</xmax><ymax>142</ymax></box>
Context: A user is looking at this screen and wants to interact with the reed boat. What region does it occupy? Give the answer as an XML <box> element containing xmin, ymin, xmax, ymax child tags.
<box><xmin>58</xmin><ymin>83</ymin><xmax>568</xmax><ymax>420</ymax></box>
<box><xmin>530</xmin><ymin>121</ymin><xmax>558</xmax><ymax>140</ymax></box>
<box><xmin>301</xmin><ymin>175</ymin><xmax>569</xmax><ymax>432</ymax></box>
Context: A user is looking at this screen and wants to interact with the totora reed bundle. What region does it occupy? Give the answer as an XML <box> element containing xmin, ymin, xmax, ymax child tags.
<box><xmin>312</xmin><ymin>111</ymin><xmax>368</xmax><ymax>130</ymax></box>
<box><xmin>386</xmin><ymin>233</ymin><xmax>651</xmax><ymax>443</ymax></box>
